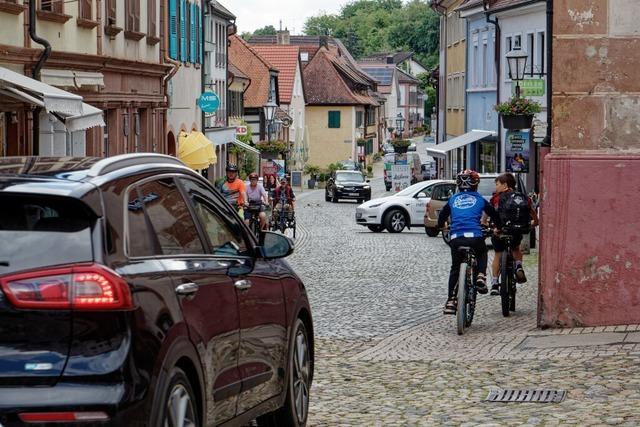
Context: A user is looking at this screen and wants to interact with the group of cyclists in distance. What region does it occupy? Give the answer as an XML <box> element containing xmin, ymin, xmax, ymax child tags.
<box><xmin>217</xmin><ymin>163</ymin><xmax>296</xmax><ymax>231</ymax></box>
<box><xmin>216</xmin><ymin>161</ymin><xmax>539</xmax><ymax>319</ymax></box>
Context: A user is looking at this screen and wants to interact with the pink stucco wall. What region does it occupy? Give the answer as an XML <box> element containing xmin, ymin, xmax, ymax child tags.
<box><xmin>539</xmin><ymin>153</ymin><xmax>640</xmax><ymax>327</ymax></box>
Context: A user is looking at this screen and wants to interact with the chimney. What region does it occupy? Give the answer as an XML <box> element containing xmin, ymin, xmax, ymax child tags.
<box><xmin>277</xmin><ymin>28</ymin><xmax>290</xmax><ymax>45</ymax></box>
<box><xmin>319</xmin><ymin>35</ymin><xmax>329</xmax><ymax>49</ymax></box>
<box><xmin>386</xmin><ymin>55</ymin><xmax>394</xmax><ymax>64</ymax></box>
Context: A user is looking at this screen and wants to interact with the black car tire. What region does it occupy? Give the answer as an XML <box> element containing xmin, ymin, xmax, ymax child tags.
<box><xmin>324</xmin><ymin>190</ymin><xmax>330</xmax><ymax>202</ymax></box>
<box><xmin>385</xmin><ymin>184</ymin><xmax>391</xmax><ymax>191</ymax></box>
<box><xmin>257</xmin><ymin>318</ymin><xmax>311</xmax><ymax>427</ymax></box>
<box><xmin>384</xmin><ymin>209</ymin><xmax>406</xmax><ymax>233</ymax></box>
<box><xmin>367</xmin><ymin>225</ymin><xmax>384</xmax><ymax>233</ymax></box>
<box><xmin>425</xmin><ymin>227</ymin><xmax>439</xmax><ymax>237</ymax></box>
<box><xmin>365</xmin><ymin>196</ymin><xmax>371</xmax><ymax>202</ymax></box>
<box><xmin>357</xmin><ymin>199</ymin><xmax>363</xmax><ymax>204</ymax></box>
<box><xmin>151</xmin><ymin>366</ymin><xmax>200</xmax><ymax>427</ymax></box>
<box><xmin>331</xmin><ymin>192</ymin><xmax>338</xmax><ymax>203</ymax></box>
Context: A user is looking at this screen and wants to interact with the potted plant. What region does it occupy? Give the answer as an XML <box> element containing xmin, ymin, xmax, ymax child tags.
<box><xmin>256</xmin><ymin>140</ymin><xmax>288</xmax><ymax>158</ymax></box>
<box><xmin>391</xmin><ymin>139</ymin><xmax>411</xmax><ymax>153</ymax></box>
<box><xmin>494</xmin><ymin>97</ymin><xmax>542</xmax><ymax>130</ymax></box>
<box><xmin>304</xmin><ymin>164</ymin><xmax>321</xmax><ymax>189</ymax></box>
<box><xmin>317</xmin><ymin>171</ymin><xmax>328</xmax><ymax>189</ymax></box>
<box><xmin>356</xmin><ymin>138</ymin><xmax>367</xmax><ymax>147</ymax></box>
<box><xmin>366</xmin><ymin>164</ymin><xmax>373</xmax><ymax>178</ymax></box>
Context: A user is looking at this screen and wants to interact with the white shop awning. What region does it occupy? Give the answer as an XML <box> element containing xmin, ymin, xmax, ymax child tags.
<box><xmin>427</xmin><ymin>130</ymin><xmax>496</xmax><ymax>159</ymax></box>
<box><xmin>0</xmin><ymin>66</ymin><xmax>83</xmax><ymax>115</ymax></box>
<box><xmin>232</xmin><ymin>139</ymin><xmax>260</xmax><ymax>155</ymax></box>
<box><xmin>61</xmin><ymin>103</ymin><xmax>105</xmax><ymax>132</ymax></box>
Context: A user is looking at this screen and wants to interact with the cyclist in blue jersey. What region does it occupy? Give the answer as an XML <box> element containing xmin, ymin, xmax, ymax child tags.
<box><xmin>438</xmin><ymin>169</ymin><xmax>502</xmax><ymax>315</ymax></box>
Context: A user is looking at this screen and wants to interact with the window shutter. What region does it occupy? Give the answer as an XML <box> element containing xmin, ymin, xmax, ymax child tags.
<box><xmin>180</xmin><ymin>0</ymin><xmax>187</xmax><ymax>62</ymax></box>
<box><xmin>169</xmin><ymin>0</ymin><xmax>177</xmax><ymax>59</ymax></box>
<box><xmin>190</xmin><ymin>3</ymin><xmax>196</xmax><ymax>63</ymax></box>
<box><xmin>328</xmin><ymin>111</ymin><xmax>341</xmax><ymax>128</ymax></box>
<box><xmin>197</xmin><ymin>6</ymin><xmax>202</xmax><ymax>64</ymax></box>
<box><xmin>147</xmin><ymin>0</ymin><xmax>156</xmax><ymax>36</ymax></box>
<box><xmin>80</xmin><ymin>0</ymin><xmax>92</xmax><ymax>20</ymax></box>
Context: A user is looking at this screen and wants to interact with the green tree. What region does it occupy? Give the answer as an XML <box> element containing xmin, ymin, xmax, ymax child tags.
<box><xmin>253</xmin><ymin>25</ymin><xmax>277</xmax><ymax>36</ymax></box>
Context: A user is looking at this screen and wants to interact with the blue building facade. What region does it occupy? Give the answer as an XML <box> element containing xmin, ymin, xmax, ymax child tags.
<box><xmin>461</xmin><ymin>3</ymin><xmax>499</xmax><ymax>173</ymax></box>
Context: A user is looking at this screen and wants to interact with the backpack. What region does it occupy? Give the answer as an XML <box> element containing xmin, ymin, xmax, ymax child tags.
<box><xmin>498</xmin><ymin>190</ymin><xmax>531</xmax><ymax>232</ymax></box>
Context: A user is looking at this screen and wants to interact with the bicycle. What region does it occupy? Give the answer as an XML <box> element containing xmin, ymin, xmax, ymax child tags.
<box><xmin>271</xmin><ymin>192</ymin><xmax>296</xmax><ymax>239</ymax></box>
<box><xmin>443</xmin><ymin>227</ymin><xmax>491</xmax><ymax>335</ymax></box>
<box><xmin>246</xmin><ymin>201</ymin><xmax>267</xmax><ymax>239</ymax></box>
<box><xmin>496</xmin><ymin>227</ymin><xmax>527</xmax><ymax>317</ymax></box>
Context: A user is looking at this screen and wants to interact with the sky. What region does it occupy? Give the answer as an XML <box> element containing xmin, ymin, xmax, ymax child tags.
<box><xmin>230</xmin><ymin>0</ymin><xmax>346</xmax><ymax>34</ymax></box>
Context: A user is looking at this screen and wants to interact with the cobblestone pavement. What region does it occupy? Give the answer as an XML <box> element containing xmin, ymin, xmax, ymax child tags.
<box><xmin>287</xmin><ymin>159</ymin><xmax>640</xmax><ymax>426</ymax></box>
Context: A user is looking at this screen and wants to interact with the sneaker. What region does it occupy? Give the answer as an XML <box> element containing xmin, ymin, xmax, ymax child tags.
<box><xmin>515</xmin><ymin>266</ymin><xmax>527</xmax><ymax>283</ymax></box>
<box><xmin>443</xmin><ymin>299</ymin><xmax>457</xmax><ymax>315</ymax></box>
<box><xmin>490</xmin><ymin>284</ymin><xmax>500</xmax><ymax>295</ymax></box>
<box><xmin>476</xmin><ymin>274</ymin><xmax>488</xmax><ymax>294</ymax></box>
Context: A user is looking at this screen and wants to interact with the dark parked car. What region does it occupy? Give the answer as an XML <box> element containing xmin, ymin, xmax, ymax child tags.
<box><xmin>338</xmin><ymin>159</ymin><xmax>360</xmax><ymax>171</ymax></box>
<box><xmin>325</xmin><ymin>170</ymin><xmax>371</xmax><ymax>203</ymax></box>
<box><xmin>0</xmin><ymin>154</ymin><xmax>314</xmax><ymax>427</ymax></box>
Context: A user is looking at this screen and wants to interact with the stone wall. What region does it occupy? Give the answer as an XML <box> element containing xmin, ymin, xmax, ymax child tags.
<box><xmin>539</xmin><ymin>0</ymin><xmax>640</xmax><ymax>327</ymax></box>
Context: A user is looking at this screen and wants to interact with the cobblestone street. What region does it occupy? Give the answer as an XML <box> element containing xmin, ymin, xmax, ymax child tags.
<box><xmin>287</xmin><ymin>161</ymin><xmax>640</xmax><ymax>426</ymax></box>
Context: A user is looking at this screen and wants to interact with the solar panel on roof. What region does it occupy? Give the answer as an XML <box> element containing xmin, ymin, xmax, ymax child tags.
<box><xmin>361</xmin><ymin>67</ymin><xmax>394</xmax><ymax>85</ymax></box>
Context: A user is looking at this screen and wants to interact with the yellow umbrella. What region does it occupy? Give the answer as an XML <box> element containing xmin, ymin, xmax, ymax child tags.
<box><xmin>178</xmin><ymin>131</ymin><xmax>217</xmax><ymax>170</ymax></box>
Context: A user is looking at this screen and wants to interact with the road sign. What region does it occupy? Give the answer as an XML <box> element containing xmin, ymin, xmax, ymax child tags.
<box><xmin>236</xmin><ymin>126</ymin><xmax>248</xmax><ymax>135</ymax></box>
<box><xmin>197</xmin><ymin>91</ymin><xmax>220</xmax><ymax>114</ymax></box>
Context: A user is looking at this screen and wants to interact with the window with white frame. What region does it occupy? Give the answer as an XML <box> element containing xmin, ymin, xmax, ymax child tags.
<box><xmin>482</xmin><ymin>40</ymin><xmax>488</xmax><ymax>87</ymax></box>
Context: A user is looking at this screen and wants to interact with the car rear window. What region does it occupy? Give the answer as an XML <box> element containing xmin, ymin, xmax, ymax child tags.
<box><xmin>0</xmin><ymin>194</ymin><xmax>95</xmax><ymax>275</ymax></box>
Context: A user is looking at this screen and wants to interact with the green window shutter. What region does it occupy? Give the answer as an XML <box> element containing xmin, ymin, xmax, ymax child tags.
<box><xmin>190</xmin><ymin>2</ymin><xmax>196</xmax><ymax>63</ymax></box>
<box><xmin>180</xmin><ymin>0</ymin><xmax>186</xmax><ymax>62</ymax></box>
<box><xmin>169</xmin><ymin>0</ymin><xmax>177</xmax><ymax>60</ymax></box>
<box><xmin>328</xmin><ymin>111</ymin><xmax>340</xmax><ymax>128</ymax></box>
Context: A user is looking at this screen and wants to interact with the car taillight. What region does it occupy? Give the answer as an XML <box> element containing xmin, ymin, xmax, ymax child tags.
<box><xmin>0</xmin><ymin>264</ymin><xmax>133</xmax><ymax>310</ymax></box>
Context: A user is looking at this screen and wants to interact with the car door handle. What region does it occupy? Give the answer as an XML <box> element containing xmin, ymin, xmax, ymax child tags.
<box><xmin>175</xmin><ymin>282</ymin><xmax>199</xmax><ymax>296</ymax></box>
<box><xmin>234</xmin><ymin>280</ymin><xmax>252</xmax><ymax>291</ymax></box>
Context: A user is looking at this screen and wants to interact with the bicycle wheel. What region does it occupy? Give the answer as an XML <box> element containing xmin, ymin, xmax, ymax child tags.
<box><xmin>456</xmin><ymin>262</ymin><xmax>468</xmax><ymax>335</ymax></box>
<box><xmin>500</xmin><ymin>251</ymin><xmax>510</xmax><ymax>317</ymax></box>
<box><xmin>465</xmin><ymin>264</ymin><xmax>476</xmax><ymax>327</ymax></box>
<box><xmin>509</xmin><ymin>277</ymin><xmax>517</xmax><ymax>312</ymax></box>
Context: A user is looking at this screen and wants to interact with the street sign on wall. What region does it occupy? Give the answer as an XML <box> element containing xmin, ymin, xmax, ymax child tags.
<box><xmin>511</xmin><ymin>79</ymin><xmax>545</xmax><ymax>97</ymax></box>
<box><xmin>197</xmin><ymin>91</ymin><xmax>220</xmax><ymax>114</ymax></box>
<box><xmin>236</xmin><ymin>126</ymin><xmax>248</xmax><ymax>135</ymax></box>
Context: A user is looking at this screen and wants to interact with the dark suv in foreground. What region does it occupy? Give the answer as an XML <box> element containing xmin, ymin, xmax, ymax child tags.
<box><xmin>0</xmin><ymin>155</ymin><xmax>314</xmax><ymax>427</ymax></box>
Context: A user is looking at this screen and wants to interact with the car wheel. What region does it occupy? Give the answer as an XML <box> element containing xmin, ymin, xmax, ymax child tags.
<box><xmin>324</xmin><ymin>190</ymin><xmax>330</xmax><ymax>202</ymax></box>
<box><xmin>151</xmin><ymin>367</ymin><xmax>199</xmax><ymax>427</ymax></box>
<box><xmin>384</xmin><ymin>209</ymin><xmax>406</xmax><ymax>233</ymax></box>
<box><xmin>257</xmin><ymin>318</ymin><xmax>311</xmax><ymax>427</ymax></box>
<box><xmin>357</xmin><ymin>199</ymin><xmax>363</xmax><ymax>204</ymax></box>
<box><xmin>385</xmin><ymin>185</ymin><xmax>391</xmax><ymax>191</ymax></box>
<box><xmin>367</xmin><ymin>225</ymin><xmax>384</xmax><ymax>233</ymax></box>
<box><xmin>331</xmin><ymin>192</ymin><xmax>338</xmax><ymax>203</ymax></box>
<box><xmin>425</xmin><ymin>227</ymin><xmax>439</xmax><ymax>237</ymax></box>
<box><xmin>365</xmin><ymin>196</ymin><xmax>371</xmax><ymax>202</ymax></box>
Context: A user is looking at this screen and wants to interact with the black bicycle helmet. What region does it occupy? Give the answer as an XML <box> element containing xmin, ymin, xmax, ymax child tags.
<box><xmin>456</xmin><ymin>169</ymin><xmax>480</xmax><ymax>191</ymax></box>
<box><xmin>226</xmin><ymin>163</ymin><xmax>238</xmax><ymax>172</ymax></box>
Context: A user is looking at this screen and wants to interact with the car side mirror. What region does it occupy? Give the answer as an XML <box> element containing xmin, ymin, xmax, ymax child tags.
<box><xmin>258</xmin><ymin>231</ymin><xmax>294</xmax><ymax>259</ymax></box>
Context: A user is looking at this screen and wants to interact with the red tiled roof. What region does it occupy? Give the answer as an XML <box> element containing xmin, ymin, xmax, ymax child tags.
<box><xmin>252</xmin><ymin>45</ymin><xmax>300</xmax><ymax>105</ymax></box>
<box><xmin>228</xmin><ymin>63</ymin><xmax>249</xmax><ymax>81</ymax></box>
<box><xmin>303</xmin><ymin>48</ymin><xmax>378</xmax><ymax>106</ymax></box>
<box><xmin>228</xmin><ymin>35</ymin><xmax>279</xmax><ymax>108</ymax></box>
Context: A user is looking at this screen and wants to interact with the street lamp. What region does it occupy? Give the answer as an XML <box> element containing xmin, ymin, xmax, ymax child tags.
<box><xmin>506</xmin><ymin>48</ymin><xmax>528</xmax><ymax>98</ymax></box>
<box><xmin>395</xmin><ymin>112</ymin><xmax>404</xmax><ymax>139</ymax></box>
<box><xmin>263</xmin><ymin>100</ymin><xmax>277</xmax><ymax>142</ymax></box>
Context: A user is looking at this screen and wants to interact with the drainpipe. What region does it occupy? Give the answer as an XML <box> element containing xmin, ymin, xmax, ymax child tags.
<box><xmin>162</xmin><ymin>0</ymin><xmax>182</xmax><ymax>150</ymax></box>
<box><xmin>542</xmin><ymin>0</ymin><xmax>552</xmax><ymax>154</ymax></box>
<box><xmin>29</xmin><ymin>0</ymin><xmax>52</xmax><ymax>155</ymax></box>
<box><xmin>484</xmin><ymin>0</ymin><xmax>501</xmax><ymax>172</ymax></box>
<box><xmin>431</xmin><ymin>0</ymin><xmax>447</xmax><ymax>177</ymax></box>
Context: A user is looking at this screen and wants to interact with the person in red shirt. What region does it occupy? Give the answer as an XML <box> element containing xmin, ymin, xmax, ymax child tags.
<box><xmin>272</xmin><ymin>175</ymin><xmax>296</xmax><ymax>222</ymax></box>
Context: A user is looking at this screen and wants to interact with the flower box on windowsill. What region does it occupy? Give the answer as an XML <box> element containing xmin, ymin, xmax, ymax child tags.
<box><xmin>77</xmin><ymin>18</ymin><xmax>100</xmax><ymax>29</ymax></box>
<box><xmin>0</xmin><ymin>2</ymin><xmax>25</xmax><ymax>15</ymax></box>
<box><xmin>104</xmin><ymin>24</ymin><xmax>123</xmax><ymax>39</ymax></box>
<box><xmin>124</xmin><ymin>30</ymin><xmax>145</xmax><ymax>41</ymax></box>
<box><xmin>146</xmin><ymin>35</ymin><xmax>161</xmax><ymax>46</ymax></box>
<box><xmin>500</xmin><ymin>114</ymin><xmax>534</xmax><ymax>130</ymax></box>
<box><xmin>36</xmin><ymin>10</ymin><xmax>72</xmax><ymax>23</ymax></box>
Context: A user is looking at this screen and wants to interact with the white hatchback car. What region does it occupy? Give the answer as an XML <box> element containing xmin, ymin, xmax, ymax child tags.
<box><xmin>355</xmin><ymin>180</ymin><xmax>454</xmax><ymax>233</ymax></box>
